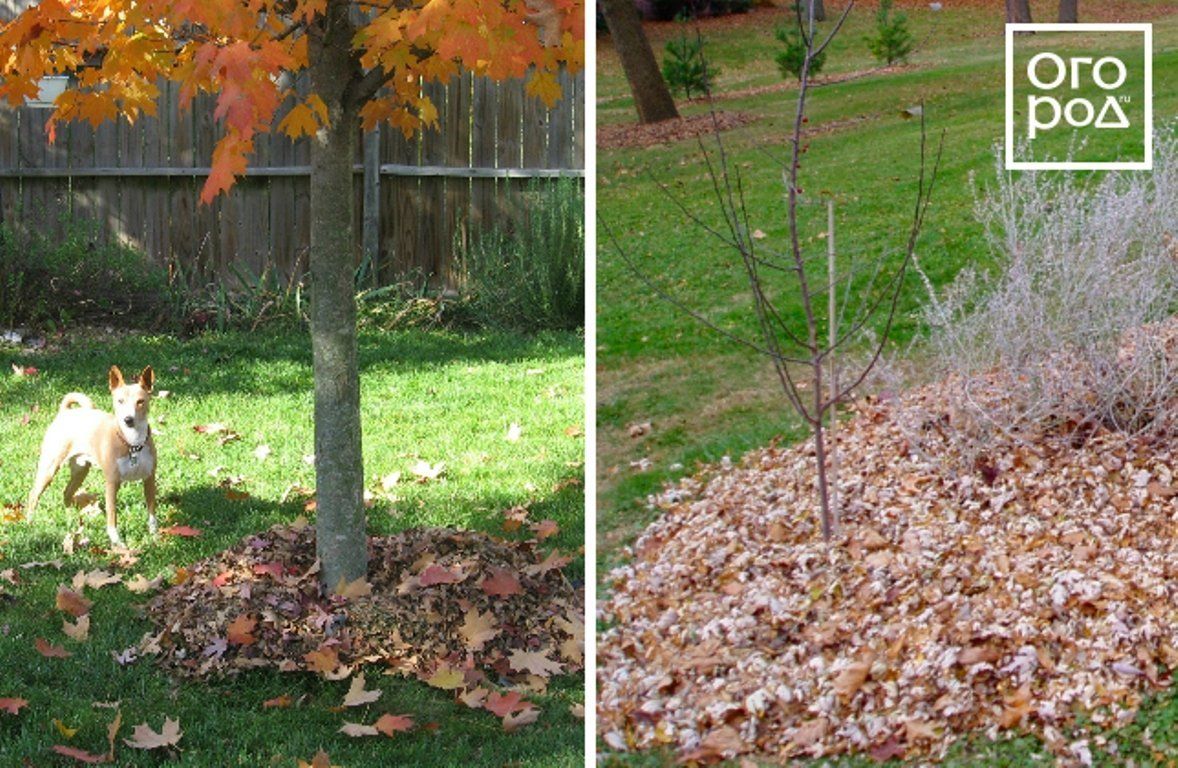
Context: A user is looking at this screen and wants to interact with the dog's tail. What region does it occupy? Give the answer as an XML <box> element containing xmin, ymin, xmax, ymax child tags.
<box><xmin>59</xmin><ymin>393</ymin><xmax>94</xmax><ymax>412</ymax></box>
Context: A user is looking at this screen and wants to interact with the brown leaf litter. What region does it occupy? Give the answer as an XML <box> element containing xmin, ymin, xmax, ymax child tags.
<box><xmin>139</xmin><ymin>522</ymin><xmax>583</xmax><ymax>699</ymax></box>
<box><xmin>598</xmin><ymin>112</ymin><xmax>756</xmax><ymax>151</ymax></box>
<box><xmin>598</xmin><ymin>327</ymin><xmax>1178</xmax><ymax>764</ymax></box>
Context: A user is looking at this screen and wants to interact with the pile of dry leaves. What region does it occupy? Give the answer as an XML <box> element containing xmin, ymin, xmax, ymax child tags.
<box><xmin>137</xmin><ymin>520</ymin><xmax>583</xmax><ymax>722</ymax></box>
<box><xmin>598</xmin><ymin>358</ymin><xmax>1178</xmax><ymax>762</ymax></box>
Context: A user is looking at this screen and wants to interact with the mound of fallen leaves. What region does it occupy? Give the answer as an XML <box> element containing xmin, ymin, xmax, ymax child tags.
<box><xmin>140</xmin><ymin>521</ymin><xmax>583</xmax><ymax>699</ymax></box>
<box><xmin>598</xmin><ymin>366</ymin><xmax>1178</xmax><ymax>763</ymax></box>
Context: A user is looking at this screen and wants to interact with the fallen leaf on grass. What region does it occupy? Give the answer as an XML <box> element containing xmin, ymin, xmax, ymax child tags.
<box><xmin>569</xmin><ymin>703</ymin><xmax>585</xmax><ymax>718</ymax></box>
<box><xmin>36</xmin><ymin>637</ymin><xmax>71</xmax><ymax>658</ymax></box>
<box><xmin>53</xmin><ymin>718</ymin><xmax>78</xmax><ymax>738</ymax></box>
<box><xmin>51</xmin><ymin>745</ymin><xmax>105</xmax><ymax>764</ymax></box>
<box><xmin>458</xmin><ymin>687</ymin><xmax>489</xmax><ymax>709</ymax></box>
<box><xmin>63</xmin><ymin>614</ymin><xmax>90</xmax><ymax>642</ymax></box>
<box><xmin>262</xmin><ymin>695</ymin><xmax>293</xmax><ymax>709</ymax></box>
<box><xmin>869</xmin><ymin>736</ymin><xmax>906</xmax><ymax>762</ymax></box>
<box><xmin>501</xmin><ymin>505</ymin><xmax>529</xmax><ymax>533</ymax></box>
<box><xmin>73</xmin><ymin>569</ymin><xmax>121</xmax><ymax>590</ymax></box>
<box><xmin>342</xmin><ymin>674</ymin><xmax>382</xmax><ymax>707</ymax></box>
<box><xmin>425</xmin><ymin>664</ymin><xmax>465</xmax><ymax>691</ymax></box>
<box><xmin>480</xmin><ymin>567</ymin><xmax>522</xmax><ymax>597</ymax></box>
<box><xmin>507</xmin><ymin>649</ymin><xmax>562</xmax><ymax>677</ymax></box>
<box><xmin>379</xmin><ymin>471</ymin><xmax>401</xmax><ymax>491</ymax></box>
<box><xmin>485</xmin><ymin>691</ymin><xmax>529</xmax><ymax>717</ymax></box>
<box><xmin>159</xmin><ymin>525</ymin><xmax>202</xmax><ymax>538</ymax></box>
<box><xmin>124</xmin><ymin>717</ymin><xmax>182</xmax><ymax>750</ymax></box>
<box><xmin>530</xmin><ymin>519</ymin><xmax>559</xmax><ymax>540</ymax></box>
<box><xmin>0</xmin><ymin>698</ymin><xmax>28</xmax><ymax>715</ymax></box>
<box><xmin>411</xmin><ymin>460</ymin><xmax>445</xmax><ymax>482</ymax></box>
<box><xmin>226</xmin><ymin>614</ymin><xmax>257</xmax><ymax>646</ymax></box>
<box><xmin>105</xmin><ymin>710</ymin><xmax>122</xmax><ymax>760</ymax></box>
<box><xmin>506</xmin><ymin>422</ymin><xmax>522</xmax><ymax>443</ymax></box>
<box><xmin>56</xmin><ymin>586</ymin><xmax>92</xmax><ymax>617</ymax></box>
<box><xmin>253</xmin><ymin>444</ymin><xmax>271</xmax><ymax>461</ymax></box>
<box><xmin>339</xmin><ymin>721</ymin><xmax>379</xmax><ymax>737</ymax></box>
<box><xmin>297</xmin><ymin>749</ymin><xmax>336</xmax><ymax>768</ymax></box>
<box><xmin>374</xmin><ymin>713</ymin><xmax>414</xmax><ymax>737</ymax></box>
<box><xmin>502</xmin><ymin>707</ymin><xmax>540</xmax><ymax>732</ymax></box>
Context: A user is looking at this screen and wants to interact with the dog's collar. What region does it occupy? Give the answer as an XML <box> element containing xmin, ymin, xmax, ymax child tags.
<box><xmin>118</xmin><ymin>425</ymin><xmax>150</xmax><ymax>453</ymax></box>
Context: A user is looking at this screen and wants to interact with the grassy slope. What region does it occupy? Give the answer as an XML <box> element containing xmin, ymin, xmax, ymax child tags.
<box><xmin>0</xmin><ymin>327</ymin><xmax>584</xmax><ymax>767</ymax></box>
<box><xmin>598</xmin><ymin>1</ymin><xmax>1178</xmax><ymax>764</ymax></box>
<box><xmin>597</xmin><ymin>0</ymin><xmax>1178</xmax><ymax>559</ymax></box>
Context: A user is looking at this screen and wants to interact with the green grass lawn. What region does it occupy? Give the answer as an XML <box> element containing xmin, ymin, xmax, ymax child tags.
<box><xmin>0</xmin><ymin>326</ymin><xmax>584</xmax><ymax>767</ymax></box>
<box><xmin>597</xmin><ymin>0</ymin><xmax>1178</xmax><ymax>561</ymax></box>
<box><xmin>598</xmin><ymin>0</ymin><xmax>1178</xmax><ymax>764</ymax></box>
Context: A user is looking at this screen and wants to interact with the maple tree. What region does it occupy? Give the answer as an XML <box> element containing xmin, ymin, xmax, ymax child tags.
<box><xmin>0</xmin><ymin>0</ymin><xmax>584</xmax><ymax>590</ymax></box>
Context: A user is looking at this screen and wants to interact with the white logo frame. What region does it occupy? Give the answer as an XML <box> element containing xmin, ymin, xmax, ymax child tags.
<box><xmin>1005</xmin><ymin>22</ymin><xmax>1152</xmax><ymax>171</ymax></box>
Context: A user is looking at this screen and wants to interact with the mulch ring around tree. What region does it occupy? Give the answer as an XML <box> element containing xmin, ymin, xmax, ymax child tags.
<box><xmin>597</xmin><ymin>346</ymin><xmax>1178</xmax><ymax>763</ymax></box>
<box><xmin>138</xmin><ymin>521</ymin><xmax>583</xmax><ymax>712</ymax></box>
<box><xmin>598</xmin><ymin>112</ymin><xmax>757</xmax><ymax>150</ymax></box>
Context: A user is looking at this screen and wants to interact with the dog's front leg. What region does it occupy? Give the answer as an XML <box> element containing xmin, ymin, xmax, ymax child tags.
<box><xmin>144</xmin><ymin>474</ymin><xmax>158</xmax><ymax>536</ymax></box>
<box><xmin>104</xmin><ymin>478</ymin><xmax>122</xmax><ymax>546</ymax></box>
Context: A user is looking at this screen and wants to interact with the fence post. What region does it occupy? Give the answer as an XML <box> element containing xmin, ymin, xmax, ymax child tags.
<box><xmin>362</xmin><ymin>126</ymin><xmax>380</xmax><ymax>287</ymax></box>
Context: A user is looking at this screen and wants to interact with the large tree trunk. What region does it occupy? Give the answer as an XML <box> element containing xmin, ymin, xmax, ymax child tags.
<box><xmin>1058</xmin><ymin>0</ymin><xmax>1078</xmax><ymax>22</ymax></box>
<box><xmin>308</xmin><ymin>0</ymin><xmax>367</xmax><ymax>592</ymax></box>
<box><xmin>809</xmin><ymin>0</ymin><xmax>826</xmax><ymax>22</ymax></box>
<box><xmin>599</xmin><ymin>0</ymin><xmax>679</xmax><ymax>124</ymax></box>
<box><xmin>1006</xmin><ymin>0</ymin><xmax>1032</xmax><ymax>22</ymax></box>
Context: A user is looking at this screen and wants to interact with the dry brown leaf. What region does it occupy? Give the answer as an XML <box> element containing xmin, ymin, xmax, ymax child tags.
<box><xmin>55</xmin><ymin>586</ymin><xmax>92</xmax><ymax>617</ymax></box>
<box><xmin>342</xmin><ymin>674</ymin><xmax>382</xmax><ymax>708</ymax></box>
<box><xmin>35</xmin><ymin>637</ymin><xmax>71</xmax><ymax>658</ymax></box>
<box><xmin>507</xmin><ymin>649</ymin><xmax>562</xmax><ymax>678</ymax></box>
<box><xmin>63</xmin><ymin>614</ymin><xmax>90</xmax><ymax>642</ymax></box>
<box><xmin>339</xmin><ymin>721</ymin><xmax>379</xmax><ymax>737</ymax></box>
<box><xmin>123</xmin><ymin>717</ymin><xmax>182</xmax><ymax>750</ymax></box>
<box><xmin>502</xmin><ymin>706</ymin><xmax>540</xmax><ymax>732</ymax></box>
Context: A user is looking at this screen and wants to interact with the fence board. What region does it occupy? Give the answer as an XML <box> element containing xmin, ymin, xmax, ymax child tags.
<box><xmin>0</xmin><ymin>70</ymin><xmax>583</xmax><ymax>289</ymax></box>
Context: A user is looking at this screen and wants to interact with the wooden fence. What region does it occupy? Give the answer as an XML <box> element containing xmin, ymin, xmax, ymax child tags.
<box><xmin>0</xmin><ymin>70</ymin><xmax>584</xmax><ymax>289</ymax></box>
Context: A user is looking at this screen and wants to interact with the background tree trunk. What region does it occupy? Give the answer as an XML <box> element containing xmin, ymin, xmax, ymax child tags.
<box><xmin>308</xmin><ymin>0</ymin><xmax>367</xmax><ymax>592</ymax></box>
<box><xmin>599</xmin><ymin>0</ymin><xmax>680</xmax><ymax>124</ymax></box>
<box><xmin>1058</xmin><ymin>0</ymin><xmax>1078</xmax><ymax>22</ymax></box>
<box><xmin>809</xmin><ymin>0</ymin><xmax>826</xmax><ymax>22</ymax></box>
<box><xmin>1006</xmin><ymin>0</ymin><xmax>1032</xmax><ymax>23</ymax></box>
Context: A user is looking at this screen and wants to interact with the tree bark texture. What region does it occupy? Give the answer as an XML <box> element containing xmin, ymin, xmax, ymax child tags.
<box><xmin>1006</xmin><ymin>0</ymin><xmax>1032</xmax><ymax>23</ymax></box>
<box><xmin>809</xmin><ymin>0</ymin><xmax>826</xmax><ymax>22</ymax></box>
<box><xmin>308</xmin><ymin>0</ymin><xmax>367</xmax><ymax>592</ymax></box>
<box><xmin>599</xmin><ymin>0</ymin><xmax>680</xmax><ymax>124</ymax></box>
<box><xmin>1058</xmin><ymin>0</ymin><xmax>1078</xmax><ymax>22</ymax></box>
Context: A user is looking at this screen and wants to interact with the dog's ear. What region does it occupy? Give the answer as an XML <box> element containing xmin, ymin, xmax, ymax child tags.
<box><xmin>109</xmin><ymin>366</ymin><xmax>125</xmax><ymax>391</ymax></box>
<box><xmin>138</xmin><ymin>366</ymin><xmax>154</xmax><ymax>392</ymax></box>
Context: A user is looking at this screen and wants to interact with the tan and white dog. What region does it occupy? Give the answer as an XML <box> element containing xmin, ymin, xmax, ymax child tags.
<box><xmin>26</xmin><ymin>366</ymin><xmax>157</xmax><ymax>546</ymax></box>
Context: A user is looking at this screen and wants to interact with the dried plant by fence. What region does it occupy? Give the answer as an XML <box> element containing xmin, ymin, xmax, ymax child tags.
<box><xmin>606</xmin><ymin>0</ymin><xmax>943</xmax><ymax>541</ymax></box>
<box><xmin>915</xmin><ymin>137</ymin><xmax>1178</xmax><ymax>461</ymax></box>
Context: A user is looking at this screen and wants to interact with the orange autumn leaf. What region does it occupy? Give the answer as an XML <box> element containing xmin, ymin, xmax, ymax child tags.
<box><xmin>226</xmin><ymin>613</ymin><xmax>257</xmax><ymax>646</ymax></box>
<box><xmin>485</xmin><ymin>690</ymin><xmax>530</xmax><ymax>718</ymax></box>
<box><xmin>35</xmin><ymin>637</ymin><xmax>71</xmax><ymax>658</ymax></box>
<box><xmin>55</xmin><ymin>586</ymin><xmax>92</xmax><ymax>617</ymax></box>
<box><xmin>373</xmin><ymin>713</ymin><xmax>414</xmax><ymax>737</ymax></box>
<box><xmin>262</xmin><ymin>695</ymin><xmax>293</xmax><ymax>709</ymax></box>
<box><xmin>303</xmin><ymin>646</ymin><xmax>340</xmax><ymax>674</ymax></box>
